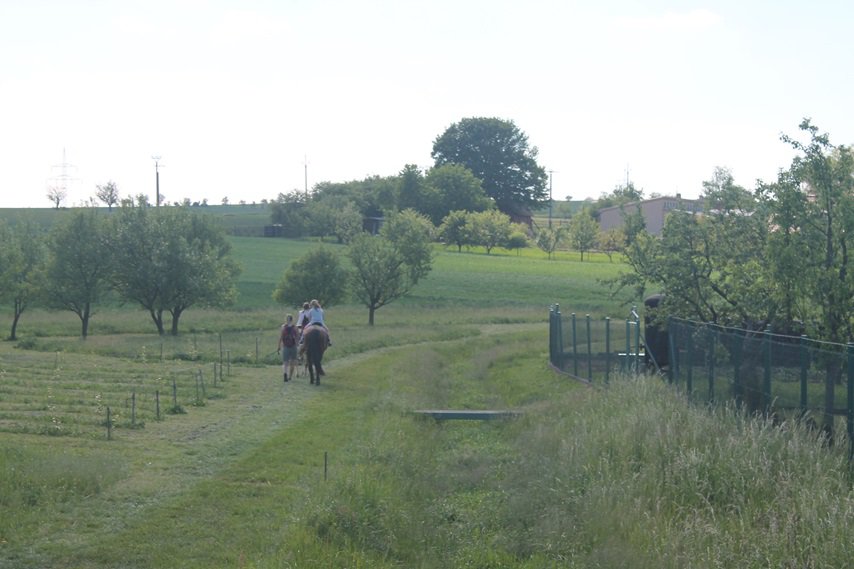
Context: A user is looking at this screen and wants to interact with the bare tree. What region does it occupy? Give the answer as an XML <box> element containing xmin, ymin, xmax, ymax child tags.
<box><xmin>46</xmin><ymin>186</ymin><xmax>67</xmax><ymax>209</ymax></box>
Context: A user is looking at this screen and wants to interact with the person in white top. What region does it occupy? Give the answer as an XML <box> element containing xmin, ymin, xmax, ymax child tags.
<box><xmin>306</xmin><ymin>299</ymin><xmax>331</xmax><ymax>345</ymax></box>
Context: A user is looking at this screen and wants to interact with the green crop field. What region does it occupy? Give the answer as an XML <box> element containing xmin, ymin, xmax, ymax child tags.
<box><xmin>2</xmin><ymin>234</ymin><xmax>853</xmax><ymax>568</ymax></box>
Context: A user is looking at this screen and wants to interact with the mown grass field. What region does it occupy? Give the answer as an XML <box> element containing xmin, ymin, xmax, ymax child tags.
<box><xmin>2</xmin><ymin>235</ymin><xmax>854</xmax><ymax>568</ymax></box>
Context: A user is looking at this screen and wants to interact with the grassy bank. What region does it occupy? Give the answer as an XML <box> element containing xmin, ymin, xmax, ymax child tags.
<box><xmin>2</xmin><ymin>236</ymin><xmax>853</xmax><ymax>567</ymax></box>
<box><xmin>273</xmin><ymin>361</ymin><xmax>854</xmax><ymax>568</ymax></box>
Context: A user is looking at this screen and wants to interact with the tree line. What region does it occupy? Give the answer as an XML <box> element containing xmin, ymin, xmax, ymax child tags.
<box><xmin>73</xmin><ymin>117</ymin><xmax>641</xmax><ymax>263</ymax></box>
<box><xmin>266</xmin><ymin>116</ymin><xmax>544</xmax><ymax>242</ymax></box>
<box><xmin>266</xmin><ymin>116</ymin><xmax>641</xmax><ymax>262</ymax></box>
<box><xmin>0</xmin><ymin>201</ymin><xmax>240</xmax><ymax>339</ymax></box>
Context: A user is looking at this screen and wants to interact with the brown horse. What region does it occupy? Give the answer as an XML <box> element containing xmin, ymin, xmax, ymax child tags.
<box><xmin>300</xmin><ymin>325</ymin><xmax>329</xmax><ymax>384</ymax></box>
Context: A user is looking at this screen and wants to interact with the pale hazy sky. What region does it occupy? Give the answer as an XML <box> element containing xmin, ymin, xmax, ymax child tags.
<box><xmin>2</xmin><ymin>0</ymin><xmax>852</xmax><ymax>208</ymax></box>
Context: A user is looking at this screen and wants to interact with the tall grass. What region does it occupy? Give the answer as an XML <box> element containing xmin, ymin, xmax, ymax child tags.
<box><xmin>496</xmin><ymin>378</ymin><xmax>854</xmax><ymax>567</ymax></box>
<box><xmin>0</xmin><ymin>444</ymin><xmax>125</xmax><ymax>548</ymax></box>
<box><xmin>273</xmin><ymin>363</ymin><xmax>854</xmax><ymax>568</ymax></box>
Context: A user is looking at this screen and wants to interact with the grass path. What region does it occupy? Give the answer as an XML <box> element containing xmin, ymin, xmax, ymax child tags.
<box><xmin>2</xmin><ymin>322</ymin><xmax>547</xmax><ymax>568</ymax></box>
<box><xmin>3</xmin><ymin>360</ymin><xmax>320</xmax><ymax>567</ymax></box>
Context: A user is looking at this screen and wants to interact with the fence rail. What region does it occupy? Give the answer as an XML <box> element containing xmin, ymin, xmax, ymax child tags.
<box><xmin>667</xmin><ymin>318</ymin><xmax>854</xmax><ymax>416</ymax></box>
<box><xmin>549</xmin><ymin>304</ymin><xmax>646</xmax><ymax>383</ymax></box>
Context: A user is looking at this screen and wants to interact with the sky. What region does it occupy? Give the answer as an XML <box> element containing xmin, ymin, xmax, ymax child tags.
<box><xmin>2</xmin><ymin>0</ymin><xmax>853</xmax><ymax>208</ymax></box>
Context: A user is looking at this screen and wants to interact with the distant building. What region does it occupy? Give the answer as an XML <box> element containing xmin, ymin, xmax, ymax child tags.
<box><xmin>363</xmin><ymin>216</ymin><xmax>384</xmax><ymax>235</ymax></box>
<box><xmin>598</xmin><ymin>194</ymin><xmax>704</xmax><ymax>236</ymax></box>
<box><xmin>263</xmin><ymin>224</ymin><xmax>284</xmax><ymax>237</ymax></box>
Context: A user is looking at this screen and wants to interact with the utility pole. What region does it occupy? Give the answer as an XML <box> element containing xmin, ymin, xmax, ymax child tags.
<box><xmin>152</xmin><ymin>156</ymin><xmax>162</xmax><ymax>207</ymax></box>
<box><xmin>303</xmin><ymin>154</ymin><xmax>309</xmax><ymax>200</ymax></box>
<box><xmin>548</xmin><ymin>170</ymin><xmax>554</xmax><ymax>228</ymax></box>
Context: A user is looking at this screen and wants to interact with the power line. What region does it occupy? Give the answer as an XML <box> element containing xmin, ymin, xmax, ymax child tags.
<box><xmin>47</xmin><ymin>148</ymin><xmax>78</xmax><ymax>196</ymax></box>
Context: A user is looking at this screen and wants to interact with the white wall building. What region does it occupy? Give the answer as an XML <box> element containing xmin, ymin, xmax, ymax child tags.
<box><xmin>598</xmin><ymin>194</ymin><xmax>704</xmax><ymax>236</ymax></box>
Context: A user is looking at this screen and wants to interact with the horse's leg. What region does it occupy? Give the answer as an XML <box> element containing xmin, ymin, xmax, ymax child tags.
<box><xmin>311</xmin><ymin>351</ymin><xmax>321</xmax><ymax>384</ymax></box>
<box><xmin>316</xmin><ymin>335</ymin><xmax>327</xmax><ymax>377</ymax></box>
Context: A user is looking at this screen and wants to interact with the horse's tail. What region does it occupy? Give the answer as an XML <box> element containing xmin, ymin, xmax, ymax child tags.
<box><xmin>306</xmin><ymin>326</ymin><xmax>327</xmax><ymax>357</ymax></box>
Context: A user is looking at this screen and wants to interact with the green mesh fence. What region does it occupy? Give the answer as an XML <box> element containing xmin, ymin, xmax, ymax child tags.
<box><xmin>549</xmin><ymin>308</ymin><xmax>854</xmax><ymax>455</ymax></box>
<box><xmin>548</xmin><ymin>304</ymin><xmax>647</xmax><ymax>384</ymax></box>
<box><xmin>667</xmin><ymin>318</ymin><xmax>854</xmax><ymax>418</ymax></box>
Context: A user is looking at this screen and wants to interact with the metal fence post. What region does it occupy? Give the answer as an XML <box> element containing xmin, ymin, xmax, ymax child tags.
<box><xmin>848</xmin><ymin>343</ymin><xmax>854</xmax><ymax>460</ymax></box>
<box><xmin>708</xmin><ymin>327</ymin><xmax>716</xmax><ymax>402</ymax></box>
<box><xmin>634</xmin><ymin>308</ymin><xmax>641</xmax><ymax>376</ymax></box>
<box><xmin>571</xmin><ymin>313</ymin><xmax>578</xmax><ymax>377</ymax></box>
<box><xmin>686</xmin><ymin>327</ymin><xmax>694</xmax><ymax>396</ymax></box>
<box><xmin>669</xmin><ymin>318</ymin><xmax>680</xmax><ymax>384</ymax></box>
<box><xmin>667</xmin><ymin>317</ymin><xmax>676</xmax><ymax>383</ymax></box>
<box><xmin>605</xmin><ymin>317</ymin><xmax>611</xmax><ymax>385</ymax></box>
<box><xmin>800</xmin><ymin>335</ymin><xmax>809</xmax><ymax>414</ymax></box>
<box><xmin>549</xmin><ymin>305</ymin><xmax>557</xmax><ymax>365</ymax></box>
<box><xmin>625</xmin><ymin>319</ymin><xmax>631</xmax><ymax>375</ymax></box>
<box><xmin>586</xmin><ymin>314</ymin><xmax>592</xmax><ymax>381</ymax></box>
<box><xmin>763</xmin><ymin>327</ymin><xmax>772</xmax><ymax>415</ymax></box>
<box><xmin>733</xmin><ymin>329</ymin><xmax>743</xmax><ymax>407</ymax></box>
<box><xmin>555</xmin><ymin>305</ymin><xmax>564</xmax><ymax>371</ymax></box>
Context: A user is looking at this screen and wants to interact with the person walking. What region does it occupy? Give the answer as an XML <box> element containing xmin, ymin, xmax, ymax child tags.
<box><xmin>277</xmin><ymin>314</ymin><xmax>299</xmax><ymax>382</ymax></box>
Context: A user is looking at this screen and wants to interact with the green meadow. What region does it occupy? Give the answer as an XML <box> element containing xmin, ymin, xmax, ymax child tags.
<box><xmin>2</xmin><ymin>235</ymin><xmax>854</xmax><ymax>568</ymax></box>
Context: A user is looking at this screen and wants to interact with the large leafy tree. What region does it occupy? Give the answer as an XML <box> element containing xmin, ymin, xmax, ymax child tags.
<box><xmin>313</xmin><ymin>176</ymin><xmax>398</xmax><ymax>218</ymax></box>
<box><xmin>348</xmin><ymin>209</ymin><xmax>434</xmax><ymax>325</ymax></box>
<box><xmin>777</xmin><ymin>120</ymin><xmax>854</xmax><ymax>345</ymax></box>
<box><xmin>616</xmin><ymin>168</ymin><xmax>774</xmax><ymax>327</ymax></box>
<box><xmin>397</xmin><ymin>164</ymin><xmax>439</xmax><ymax>217</ymax></box>
<box><xmin>431</xmin><ymin>117</ymin><xmax>548</xmax><ymax>214</ymax></box>
<box><xmin>272</xmin><ymin>247</ymin><xmax>348</xmax><ymax>309</ymax></box>
<box><xmin>306</xmin><ymin>195</ymin><xmax>363</xmax><ymax>244</ymax></box>
<box><xmin>0</xmin><ymin>219</ymin><xmax>46</xmax><ymax>340</ymax></box>
<box><xmin>771</xmin><ymin>121</ymin><xmax>854</xmax><ymax>433</ymax></box>
<box><xmin>109</xmin><ymin>206</ymin><xmax>241</xmax><ymax>335</ymax></box>
<box><xmin>44</xmin><ymin>209</ymin><xmax>111</xmax><ymax>338</ymax></box>
<box><xmin>615</xmin><ymin>123</ymin><xmax>853</xmax><ymax>427</ymax></box>
<box><xmin>158</xmin><ymin>210</ymin><xmax>241</xmax><ymax>335</ymax></box>
<box><xmin>108</xmin><ymin>205</ymin><xmax>174</xmax><ymax>334</ymax></box>
<box><xmin>424</xmin><ymin>164</ymin><xmax>491</xmax><ymax>224</ymax></box>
